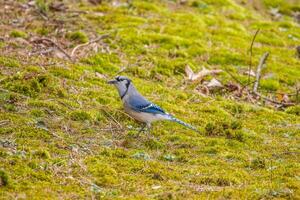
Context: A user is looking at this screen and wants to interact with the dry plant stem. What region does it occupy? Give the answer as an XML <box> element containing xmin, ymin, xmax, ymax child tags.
<box><xmin>100</xmin><ymin>108</ymin><xmax>123</xmax><ymax>128</ymax></box>
<box><xmin>253</xmin><ymin>52</ymin><xmax>269</xmax><ymax>93</ymax></box>
<box><xmin>223</xmin><ymin>68</ymin><xmax>244</xmax><ymax>86</ymax></box>
<box><xmin>248</xmin><ymin>29</ymin><xmax>260</xmax><ymax>85</ymax></box>
<box><xmin>253</xmin><ymin>91</ymin><xmax>295</xmax><ymax>107</ymax></box>
<box><xmin>71</xmin><ymin>34</ymin><xmax>110</xmax><ymax>58</ymax></box>
<box><xmin>0</xmin><ymin>120</ymin><xmax>10</xmax><ymax>126</ymax></box>
<box><xmin>32</xmin><ymin>38</ymin><xmax>73</xmax><ymax>61</ymax></box>
<box><xmin>251</xmin><ymin>52</ymin><xmax>295</xmax><ymax>107</ymax></box>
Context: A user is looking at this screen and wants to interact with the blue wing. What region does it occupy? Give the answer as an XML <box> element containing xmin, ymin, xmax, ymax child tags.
<box><xmin>128</xmin><ymin>95</ymin><xmax>166</xmax><ymax>115</ymax></box>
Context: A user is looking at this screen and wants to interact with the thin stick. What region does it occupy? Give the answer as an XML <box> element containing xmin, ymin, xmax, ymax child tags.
<box><xmin>32</xmin><ymin>38</ymin><xmax>73</xmax><ymax>61</ymax></box>
<box><xmin>0</xmin><ymin>120</ymin><xmax>10</xmax><ymax>127</ymax></box>
<box><xmin>253</xmin><ymin>52</ymin><xmax>269</xmax><ymax>93</ymax></box>
<box><xmin>71</xmin><ymin>34</ymin><xmax>110</xmax><ymax>58</ymax></box>
<box><xmin>223</xmin><ymin>68</ymin><xmax>244</xmax><ymax>86</ymax></box>
<box><xmin>253</xmin><ymin>91</ymin><xmax>295</xmax><ymax>107</ymax></box>
<box><xmin>100</xmin><ymin>108</ymin><xmax>123</xmax><ymax>128</ymax></box>
<box><xmin>248</xmin><ymin>29</ymin><xmax>260</xmax><ymax>85</ymax></box>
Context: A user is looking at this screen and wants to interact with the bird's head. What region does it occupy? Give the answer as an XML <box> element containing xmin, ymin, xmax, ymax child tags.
<box><xmin>108</xmin><ymin>76</ymin><xmax>132</xmax><ymax>98</ymax></box>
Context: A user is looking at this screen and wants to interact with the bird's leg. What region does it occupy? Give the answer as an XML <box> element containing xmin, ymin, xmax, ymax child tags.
<box><xmin>145</xmin><ymin>123</ymin><xmax>153</xmax><ymax>139</ymax></box>
<box><xmin>135</xmin><ymin>123</ymin><xmax>146</xmax><ymax>137</ymax></box>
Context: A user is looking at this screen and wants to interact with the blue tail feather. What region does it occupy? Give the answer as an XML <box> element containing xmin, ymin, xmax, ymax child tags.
<box><xmin>166</xmin><ymin>114</ymin><xmax>199</xmax><ymax>133</ymax></box>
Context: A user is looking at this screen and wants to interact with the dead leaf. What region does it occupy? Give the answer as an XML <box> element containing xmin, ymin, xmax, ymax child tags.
<box><xmin>225</xmin><ymin>82</ymin><xmax>241</xmax><ymax>92</ymax></box>
<box><xmin>91</xmin><ymin>43</ymin><xmax>99</xmax><ymax>53</ymax></box>
<box><xmin>206</xmin><ymin>78</ymin><xmax>223</xmax><ymax>88</ymax></box>
<box><xmin>88</xmin><ymin>0</ymin><xmax>102</xmax><ymax>5</ymax></box>
<box><xmin>53</xmin><ymin>48</ymin><xmax>67</xmax><ymax>59</ymax></box>
<box><xmin>95</xmin><ymin>72</ymin><xmax>107</xmax><ymax>79</ymax></box>
<box><xmin>269</xmin><ymin>7</ymin><xmax>281</xmax><ymax>20</ymax></box>
<box><xmin>112</xmin><ymin>1</ymin><xmax>128</xmax><ymax>7</ymax></box>
<box><xmin>277</xmin><ymin>93</ymin><xmax>290</xmax><ymax>103</ymax></box>
<box><xmin>152</xmin><ymin>185</ymin><xmax>161</xmax><ymax>190</ymax></box>
<box><xmin>296</xmin><ymin>46</ymin><xmax>300</xmax><ymax>58</ymax></box>
<box><xmin>293</xmin><ymin>12</ymin><xmax>300</xmax><ymax>24</ymax></box>
<box><xmin>196</xmin><ymin>85</ymin><xmax>209</xmax><ymax>97</ymax></box>
<box><xmin>49</xmin><ymin>2</ymin><xmax>68</xmax><ymax>12</ymax></box>
<box><xmin>185</xmin><ymin>65</ymin><xmax>222</xmax><ymax>81</ymax></box>
<box><xmin>263</xmin><ymin>73</ymin><xmax>274</xmax><ymax>79</ymax></box>
<box><xmin>282</xmin><ymin>94</ymin><xmax>289</xmax><ymax>103</ymax></box>
<box><xmin>244</xmin><ymin>70</ymin><xmax>256</xmax><ymax>77</ymax></box>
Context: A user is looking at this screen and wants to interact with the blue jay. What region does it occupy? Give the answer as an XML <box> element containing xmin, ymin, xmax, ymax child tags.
<box><xmin>108</xmin><ymin>76</ymin><xmax>199</xmax><ymax>133</ymax></box>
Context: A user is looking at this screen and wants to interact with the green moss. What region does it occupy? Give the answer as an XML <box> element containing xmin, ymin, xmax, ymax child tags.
<box><xmin>35</xmin><ymin>0</ymin><xmax>48</xmax><ymax>14</ymax></box>
<box><xmin>0</xmin><ymin>56</ymin><xmax>20</xmax><ymax>68</ymax></box>
<box><xmin>192</xmin><ymin>175</ymin><xmax>239</xmax><ymax>186</ymax></box>
<box><xmin>66</xmin><ymin>31</ymin><xmax>89</xmax><ymax>43</ymax></box>
<box><xmin>86</xmin><ymin>158</ymin><xmax>119</xmax><ymax>187</ymax></box>
<box><xmin>285</xmin><ymin>106</ymin><xmax>300</xmax><ymax>116</ymax></box>
<box><xmin>260</xmin><ymin>79</ymin><xmax>280</xmax><ymax>91</ymax></box>
<box><xmin>10</xmin><ymin>30</ymin><xmax>27</xmax><ymax>38</ymax></box>
<box><xmin>250</xmin><ymin>158</ymin><xmax>266</xmax><ymax>169</ymax></box>
<box><xmin>33</xmin><ymin>150</ymin><xmax>51</xmax><ymax>159</ymax></box>
<box><xmin>132</xmin><ymin>152</ymin><xmax>151</xmax><ymax>160</ymax></box>
<box><xmin>82</xmin><ymin>53</ymin><xmax>120</xmax><ymax>74</ymax></box>
<box><xmin>144</xmin><ymin>138</ymin><xmax>164</xmax><ymax>149</ymax></box>
<box><xmin>0</xmin><ymin>170</ymin><xmax>9</xmax><ymax>186</ymax></box>
<box><xmin>3</xmin><ymin>104</ymin><xmax>16</xmax><ymax>112</ymax></box>
<box><xmin>35</xmin><ymin>27</ymin><xmax>50</xmax><ymax>36</ymax></box>
<box><xmin>70</xmin><ymin>110</ymin><xmax>91</xmax><ymax>121</ymax></box>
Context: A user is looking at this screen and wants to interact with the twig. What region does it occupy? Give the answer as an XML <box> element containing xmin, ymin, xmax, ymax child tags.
<box><xmin>223</xmin><ymin>68</ymin><xmax>244</xmax><ymax>86</ymax></box>
<box><xmin>253</xmin><ymin>52</ymin><xmax>269</xmax><ymax>93</ymax></box>
<box><xmin>116</xmin><ymin>66</ymin><xmax>127</xmax><ymax>74</ymax></box>
<box><xmin>100</xmin><ymin>108</ymin><xmax>123</xmax><ymax>128</ymax></box>
<box><xmin>248</xmin><ymin>29</ymin><xmax>260</xmax><ymax>85</ymax></box>
<box><xmin>296</xmin><ymin>85</ymin><xmax>300</xmax><ymax>103</ymax></box>
<box><xmin>253</xmin><ymin>91</ymin><xmax>295</xmax><ymax>107</ymax></box>
<box><xmin>32</xmin><ymin>38</ymin><xmax>73</xmax><ymax>61</ymax></box>
<box><xmin>0</xmin><ymin>120</ymin><xmax>10</xmax><ymax>127</ymax></box>
<box><xmin>29</xmin><ymin>48</ymin><xmax>55</xmax><ymax>56</ymax></box>
<box><xmin>71</xmin><ymin>34</ymin><xmax>110</xmax><ymax>58</ymax></box>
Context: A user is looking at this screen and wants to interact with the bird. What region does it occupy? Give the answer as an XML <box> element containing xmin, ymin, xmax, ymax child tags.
<box><xmin>108</xmin><ymin>76</ymin><xmax>199</xmax><ymax>134</ymax></box>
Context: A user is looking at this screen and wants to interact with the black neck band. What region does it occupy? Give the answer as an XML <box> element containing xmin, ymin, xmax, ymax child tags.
<box><xmin>121</xmin><ymin>81</ymin><xmax>130</xmax><ymax>99</ymax></box>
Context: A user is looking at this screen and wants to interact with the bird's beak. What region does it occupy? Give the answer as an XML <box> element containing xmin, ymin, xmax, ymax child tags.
<box><xmin>107</xmin><ymin>79</ymin><xmax>117</xmax><ymax>84</ymax></box>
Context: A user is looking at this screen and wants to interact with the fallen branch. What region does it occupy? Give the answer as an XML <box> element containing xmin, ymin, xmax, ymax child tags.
<box><xmin>253</xmin><ymin>52</ymin><xmax>269</xmax><ymax>93</ymax></box>
<box><xmin>71</xmin><ymin>34</ymin><xmax>110</xmax><ymax>58</ymax></box>
<box><xmin>31</xmin><ymin>38</ymin><xmax>73</xmax><ymax>61</ymax></box>
<box><xmin>248</xmin><ymin>29</ymin><xmax>260</xmax><ymax>85</ymax></box>
<box><xmin>253</xmin><ymin>91</ymin><xmax>295</xmax><ymax>107</ymax></box>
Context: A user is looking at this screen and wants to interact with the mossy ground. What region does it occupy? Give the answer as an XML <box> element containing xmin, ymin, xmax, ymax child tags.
<box><xmin>0</xmin><ymin>0</ymin><xmax>299</xmax><ymax>199</ymax></box>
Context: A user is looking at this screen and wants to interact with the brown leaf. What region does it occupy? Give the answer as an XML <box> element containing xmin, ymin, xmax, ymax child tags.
<box><xmin>88</xmin><ymin>0</ymin><xmax>102</xmax><ymax>5</ymax></box>
<box><xmin>206</xmin><ymin>78</ymin><xmax>223</xmax><ymax>88</ymax></box>
<box><xmin>244</xmin><ymin>70</ymin><xmax>256</xmax><ymax>77</ymax></box>
<box><xmin>196</xmin><ymin>85</ymin><xmax>209</xmax><ymax>97</ymax></box>
<box><xmin>296</xmin><ymin>46</ymin><xmax>300</xmax><ymax>58</ymax></box>
<box><xmin>185</xmin><ymin>65</ymin><xmax>222</xmax><ymax>81</ymax></box>
<box><xmin>225</xmin><ymin>82</ymin><xmax>241</xmax><ymax>92</ymax></box>
<box><xmin>282</xmin><ymin>94</ymin><xmax>289</xmax><ymax>103</ymax></box>
<box><xmin>49</xmin><ymin>2</ymin><xmax>68</xmax><ymax>12</ymax></box>
<box><xmin>95</xmin><ymin>72</ymin><xmax>107</xmax><ymax>79</ymax></box>
<box><xmin>277</xmin><ymin>93</ymin><xmax>290</xmax><ymax>103</ymax></box>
